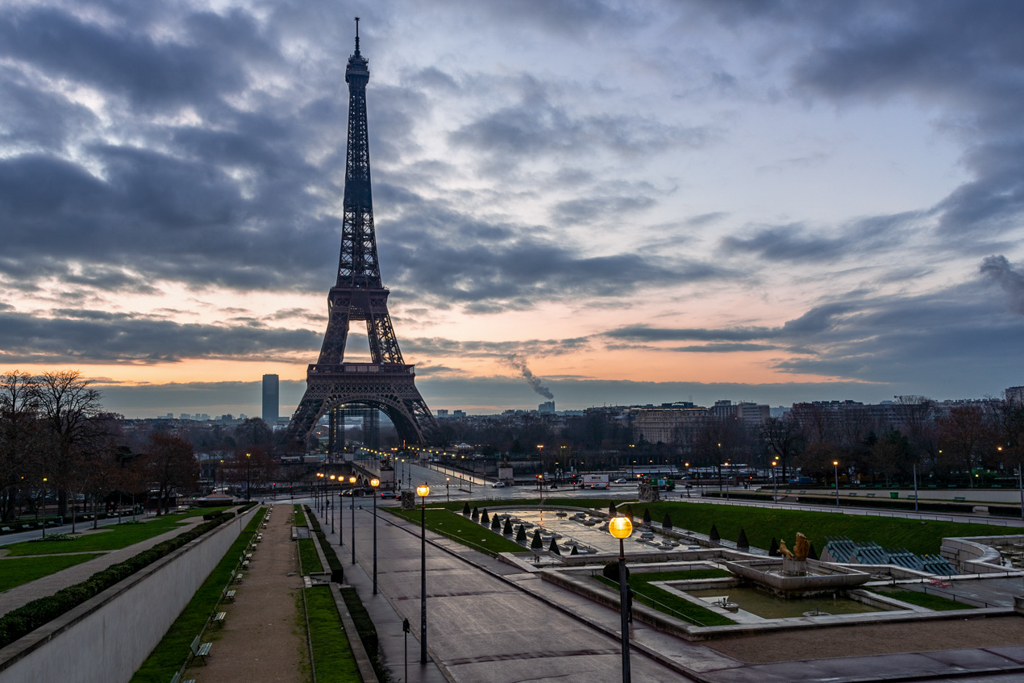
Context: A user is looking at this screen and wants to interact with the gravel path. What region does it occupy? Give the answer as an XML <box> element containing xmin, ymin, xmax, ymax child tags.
<box><xmin>188</xmin><ymin>506</ymin><xmax>307</xmax><ymax>683</ymax></box>
<box><xmin>705</xmin><ymin>616</ymin><xmax>1024</xmax><ymax>663</ymax></box>
<box><xmin>0</xmin><ymin>517</ymin><xmax>204</xmax><ymax>617</ymax></box>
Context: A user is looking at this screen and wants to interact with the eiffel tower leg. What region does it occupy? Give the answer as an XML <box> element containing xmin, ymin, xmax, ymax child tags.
<box><xmin>284</xmin><ymin>392</ymin><xmax>326</xmax><ymax>453</ymax></box>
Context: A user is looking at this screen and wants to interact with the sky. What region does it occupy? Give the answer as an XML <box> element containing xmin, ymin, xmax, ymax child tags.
<box><xmin>2</xmin><ymin>0</ymin><xmax>1024</xmax><ymax>418</ymax></box>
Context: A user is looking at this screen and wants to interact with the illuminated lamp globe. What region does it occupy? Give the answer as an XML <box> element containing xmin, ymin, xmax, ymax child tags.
<box><xmin>330</xmin><ymin>475</ymin><xmax>336</xmax><ymax>481</ymax></box>
<box><xmin>370</xmin><ymin>478</ymin><xmax>380</xmax><ymax>488</ymax></box>
<box><xmin>609</xmin><ymin>516</ymin><xmax>633</xmax><ymax>540</ymax></box>
<box><xmin>416</xmin><ymin>484</ymin><xmax>430</xmax><ymax>498</ymax></box>
<box><xmin>349</xmin><ymin>476</ymin><xmax>357</xmax><ymax>484</ymax></box>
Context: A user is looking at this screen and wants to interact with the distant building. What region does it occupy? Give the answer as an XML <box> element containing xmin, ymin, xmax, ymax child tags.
<box><xmin>539</xmin><ymin>401</ymin><xmax>555</xmax><ymax>414</ymax></box>
<box><xmin>262</xmin><ymin>374</ymin><xmax>279</xmax><ymax>424</ymax></box>
<box><xmin>453</xmin><ymin>410</ymin><xmax>466</xmax><ymax>418</ymax></box>
<box><xmin>436</xmin><ymin>409</ymin><xmax>449</xmax><ymax>418</ymax></box>
<box><xmin>628</xmin><ymin>406</ymin><xmax>710</xmax><ymax>446</ymax></box>
<box><xmin>1008</xmin><ymin>386</ymin><xmax>1024</xmax><ymax>405</ymax></box>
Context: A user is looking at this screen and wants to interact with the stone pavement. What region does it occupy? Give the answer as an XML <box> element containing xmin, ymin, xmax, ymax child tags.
<box><xmin>187</xmin><ymin>505</ymin><xmax>306</xmax><ymax>682</ymax></box>
<box><xmin>0</xmin><ymin>515</ymin><xmax>206</xmax><ymax>617</ymax></box>
<box><xmin>307</xmin><ymin>497</ymin><xmax>1024</xmax><ymax>683</ymax></box>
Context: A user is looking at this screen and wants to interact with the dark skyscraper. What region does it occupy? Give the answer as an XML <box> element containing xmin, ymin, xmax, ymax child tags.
<box><xmin>262</xmin><ymin>374</ymin><xmax>279</xmax><ymax>424</ymax></box>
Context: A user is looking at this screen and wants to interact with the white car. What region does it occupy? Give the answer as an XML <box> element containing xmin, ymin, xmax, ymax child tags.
<box><xmin>491</xmin><ymin>481</ymin><xmax>506</xmax><ymax>488</ymax></box>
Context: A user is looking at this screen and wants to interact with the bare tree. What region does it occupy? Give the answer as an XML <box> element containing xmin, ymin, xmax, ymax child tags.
<box><xmin>760</xmin><ymin>416</ymin><xmax>803</xmax><ymax>479</ymax></box>
<box><xmin>144</xmin><ymin>433</ymin><xmax>199</xmax><ymax>515</ymax></box>
<box><xmin>0</xmin><ymin>372</ymin><xmax>46</xmax><ymax>522</ymax></box>
<box><xmin>938</xmin><ymin>406</ymin><xmax>994</xmax><ymax>487</ymax></box>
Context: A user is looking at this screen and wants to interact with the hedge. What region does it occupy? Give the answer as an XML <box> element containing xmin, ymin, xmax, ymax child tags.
<box><xmin>0</xmin><ymin>511</ymin><xmax>233</xmax><ymax>648</ymax></box>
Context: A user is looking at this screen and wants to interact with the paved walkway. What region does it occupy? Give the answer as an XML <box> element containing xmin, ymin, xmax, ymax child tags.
<box><xmin>0</xmin><ymin>516</ymin><xmax>205</xmax><ymax>617</ymax></box>
<box><xmin>188</xmin><ymin>506</ymin><xmax>306</xmax><ymax>683</ymax></box>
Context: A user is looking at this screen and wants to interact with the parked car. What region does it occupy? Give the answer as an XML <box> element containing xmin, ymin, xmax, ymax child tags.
<box><xmin>613</xmin><ymin>478</ymin><xmax>628</xmax><ymax>484</ymax></box>
<box><xmin>379</xmin><ymin>490</ymin><xmax>399</xmax><ymax>499</ymax></box>
<box><xmin>491</xmin><ymin>481</ymin><xmax>505</xmax><ymax>488</ymax></box>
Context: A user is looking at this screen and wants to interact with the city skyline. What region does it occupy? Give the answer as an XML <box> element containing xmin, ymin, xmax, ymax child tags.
<box><xmin>2</xmin><ymin>1</ymin><xmax>1023</xmax><ymax>418</ymax></box>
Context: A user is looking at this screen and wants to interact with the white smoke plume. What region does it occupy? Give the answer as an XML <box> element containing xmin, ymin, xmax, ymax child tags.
<box><xmin>504</xmin><ymin>354</ymin><xmax>554</xmax><ymax>400</ymax></box>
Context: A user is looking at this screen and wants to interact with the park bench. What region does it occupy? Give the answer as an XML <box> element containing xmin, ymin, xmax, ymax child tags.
<box><xmin>221</xmin><ymin>587</ymin><xmax>236</xmax><ymax>603</ymax></box>
<box><xmin>866</xmin><ymin>493</ymin><xmax>876</xmax><ymax>497</ymax></box>
<box><xmin>954</xmin><ymin>497</ymin><xmax>966</xmax><ymax>502</ymax></box>
<box><xmin>244</xmin><ymin>551</ymin><xmax>253</xmax><ymax>561</ymax></box>
<box><xmin>169</xmin><ymin>672</ymin><xmax>195</xmax><ymax>683</ymax></box>
<box><xmin>241</xmin><ymin>559</ymin><xmax>250</xmax><ymax>570</ymax></box>
<box><xmin>798</xmin><ymin>490</ymin><xmax>806</xmax><ymax>494</ymax></box>
<box><xmin>848</xmin><ymin>492</ymin><xmax>857</xmax><ymax>496</ymax></box>
<box><xmin>232</xmin><ymin>572</ymin><xmax>243</xmax><ymax>584</ymax></box>
<box><xmin>908</xmin><ymin>494</ymin><xmax>917</xmax><ymax>499</ymax></box>
<box><xmin>189</xmin><ymin>635</ymin><xmax>212</xmax><ymax>665</ymax></box>
<box><xmin>1</xmin><ymin>527</ymin><xmax>11</xmax><ymax>533</ymax></box>
<box><xmin>211</xmin><ymin>611</ymin><xmax>226</xmax><ymax>627</ymax></box>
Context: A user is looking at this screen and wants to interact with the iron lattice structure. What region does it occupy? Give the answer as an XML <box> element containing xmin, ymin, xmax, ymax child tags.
<box><xmin>286</xmin><ymin>26</ymin><xmax>438</xmax><ymax>450</ymax></box>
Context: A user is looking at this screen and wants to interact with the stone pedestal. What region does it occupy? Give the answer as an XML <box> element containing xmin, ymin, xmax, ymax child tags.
<box><xmin>638</xmin><ymin>482</ymin><xmax>660</xmax><ymax>503</ymax></box>
<box><xmin>782</xmin><ymin>558</ymin><xmax>807</xmax><ymax>576</ymax></box>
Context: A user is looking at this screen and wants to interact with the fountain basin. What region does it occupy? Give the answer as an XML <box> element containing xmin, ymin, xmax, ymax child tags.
<box><xmin>723</xmin><ymin>558</ymin><xmax>870</xmax><ymax>597</ymax></box>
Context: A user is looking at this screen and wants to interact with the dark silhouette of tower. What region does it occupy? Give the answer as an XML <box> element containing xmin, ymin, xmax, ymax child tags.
<box><xmin>286</xmin><ymin>21</ymin><xmax>437</xmax><ymax>450</ymax></box>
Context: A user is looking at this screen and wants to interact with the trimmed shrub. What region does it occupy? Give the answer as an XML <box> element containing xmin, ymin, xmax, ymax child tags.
<box><xmin>808</xmin><ymin>543</ymin><xmax>818</xmax><ymax>561</ymax></box>
<box><xmin>709</xmin><ymin>524</ymin><xmax>720</xmax><ymax>542</ymax></box>
<box><xmin>769</xmin><ymin>537</ymin><xmax>779</xmax><ymax>557</ymax></box>
<box><xmin>471</xmin><ymin>507</ymin><xmax>479</xmax><ymax>520</ymax></box>
<box><xmin>530</xmin><ymin>529</ymin><xmax>543</xmax><ymax>549</ymax></box>
<box><xmin>340</xmin><ymin>586</ymin><xmax>386</xmax><ymax>681</ymax></box>
<box><xmin>516</xmin><ymin>525</ymin><xmax>527</xmax><ymax>543</ymax></box>
<box><xmin>643</xmin><ymin>508</ymin><xmax>652</xmax><ymax>526</ymax></box>
<box><xmin>570</xmin><ymin>545</ymin><xmax>579</xmax><ymax>555</ymax></box>
<box><xmin>548</xmin><ymin>537</ymin><xmax>561</xmax><ymax>555</ymax></box>
<box><xmin>492</xmin><ymin>515</ymin><xmax>501</xmax><ymax>531</ymax></box>
<box><xmin>480</xmin><ymin>511</ymin><xmax>490</xmax><ymax>525</ymax></box>
<box><xmin>462</xmin><ymin>502</ymin><xmax>471</xmax><ymax>515</ymax></box>
<box><xmin>608</xmin><ymin>501</ymin><xmax>617</xmax><ymax>516</ymax></box>
<box><xmin>737</xmin><ymin>529</ymin><xmax>749</xmax><ymax>549</ymax></box>
<box><xmin>602</xmin><ymin>561</ymin><xmax>620</xmax><ymax>582</ymax></box>
<box><xmin>503</xmin><ymin>519</ymin><xmax>513</xmax><ymax>535</ymax></box>
<box><xmin>662</xmin><ymin>512</ymin><xmax>673</xmax><ymax>529</ymax></box>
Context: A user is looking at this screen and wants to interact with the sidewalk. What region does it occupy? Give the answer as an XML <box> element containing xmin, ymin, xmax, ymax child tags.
<box><xmin>0</xmin><ymin>516</ymin><xmax>206</xmax><ymax>617</ymax></box>
<box><xmin>188</xmin><ymin>505</ymin><xmax>305</xmax><ymax>683</ymax></box>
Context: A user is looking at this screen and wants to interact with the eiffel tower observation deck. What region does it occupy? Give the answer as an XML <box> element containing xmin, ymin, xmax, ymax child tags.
<box><xmin>285</xmin><ymin>21</ymin><xmax>438</xmax><ymax>451</ymax></box>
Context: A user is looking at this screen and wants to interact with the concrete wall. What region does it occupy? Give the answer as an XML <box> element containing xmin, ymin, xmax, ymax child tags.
<box><xmin>940</xmin><ymin>534</ymin><xmax>1022</xmax><ymax>574</ymax></box>
<box><xmin>0</xmin><ymin>507</ymin><xmax>255</xmax><ymax>683</ymax></box>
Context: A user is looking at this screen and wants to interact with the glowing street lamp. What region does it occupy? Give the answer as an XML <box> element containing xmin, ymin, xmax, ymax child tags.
<box><xmin>370</xmin><ymin>477</ymin><xmax>380</xmax><ymax>594</ymax></box>
<box><xmin>771</xmin><ymin>460</ymin><xmax>778</xmax><ymax>502</ymax></box>
<box><xmin>833</xmin><ymin>461</ymin><xmax>840</xmax><ymax>507</ymax></box>
<box><xmin>349</xmin><ymin>476</ymin><xmax>357</xmax><ymax>564</ymax></box>
<box><xmin>608</xmin><ymin>515</ymin><xmax>634</xmax><ymax>683</ymax></box>
<box><xmin>416</xmin><ymin>483</ymin><xmax>430</xmax><ymax>664</ymax></box>
<box><xmin>329</xmin><ymin>474</ymin><xmax>337</xmax><ymax>535</ymax></box>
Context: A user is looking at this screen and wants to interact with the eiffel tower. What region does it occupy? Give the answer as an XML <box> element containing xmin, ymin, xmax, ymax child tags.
<box><xmin>285</xmin><ymin>21</ymin><xmax>437</xmax><ymax>451</ymax></box>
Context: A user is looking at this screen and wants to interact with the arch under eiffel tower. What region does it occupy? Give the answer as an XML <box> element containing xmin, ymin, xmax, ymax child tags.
<box><xmin>285</xmin><ymin>23</ymin><xmax>437</xmax><ymax>451</ymax></box>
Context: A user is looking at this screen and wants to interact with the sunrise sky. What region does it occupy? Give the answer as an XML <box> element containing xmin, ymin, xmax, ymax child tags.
<box><xmin>2</xmin><ymin>0</ymin><xmax>1023</xmax><ymax>417</ymax></box>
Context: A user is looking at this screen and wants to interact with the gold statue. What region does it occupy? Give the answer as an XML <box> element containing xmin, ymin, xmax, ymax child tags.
<box><xmin>794</xmin><ymin>532</ymin><xmax>810</xmax><ymax>561</ymax></box>
<box><xmin>778</xmin><ymin>540</ymin><xmax>794</xmax><ymax>559</ymax></box>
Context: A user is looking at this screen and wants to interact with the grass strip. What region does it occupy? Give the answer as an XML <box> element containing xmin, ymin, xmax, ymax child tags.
<box><xmin>298</xmin><ymin>538</ymin><xmax>323</xmax><ymax>573</ymax></box>
<box><xmin>294</xmin><ymin>503</ymin><xmax>307</xmax><ymax>526</ymax></box>
<box><xmin>305</xmin><ymin>586</ymin><xmax>361</xmax><ymax>682</ymax></box>
<box><xmin>4</xmin><ymin>507</ymin><xmax>232</xmax><ymax>557</ymax></box>
<box><xmin>388</xmin><ymin>508</ymin><xmax>525</xmax><ymax>556</ymax></box>
<box><xmin>621</xmin><ymin>501</ymin><xmax>1015</xmax><ymax>556</ymax></box>
<box><xmin>340</xmin><ymin>586</ymin><xmax>386</xmax><ymax>681</ymax></box>
<box><xmin>129</xmin><ymin>507</ymin><xmax>266</xmax><ymax>683</ymax></box>
<box><xmin>869</xmin><ymin>588</ymin><xmax>973</xmax><ymax>611</ymax></box>
<box><xmin>0</xmin><ymin>554</ymin><xmax>105</xmax><ymax>592</ymax></box>
<box><xmin>595</xmin><ymin>569</ymin><xmax>736</xmax><ymax>627</ymax></box>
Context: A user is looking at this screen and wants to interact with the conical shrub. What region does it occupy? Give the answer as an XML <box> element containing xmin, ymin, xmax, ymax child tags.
<box><xmin>471</xmin><ymin>506</ymin><xmax>479</xmax><ymax>520</ymax></box>
<box><xmin>492</xmin><ymin>515</ymin><xmax>501</xmax><ymax>531</ymax></box>
<box><xmin>503</xmin><ymin>518</ymin><xmax>513</xmax><ymax>535</ymax></box>
<box><xmin>737</xmin><ymin>528</ymin><xmax>749</xmax><ymax>550</ymax></box>
<box><xmin>517</xmin><ymin>525</ymin><xmax>528</xmax><ymax>543</ymax></box>
<box><xmin>808</xmin><ymin>543</ymin><xmax>818</xmax><ymax>561</ymax></box>
<box><xmin>709</xmin><ymin>524</ymin><xmax>720</xmax><ymax>542</ymax></box>
<box><xmin>608</xmin><ymin>501</ymin><xmax>617</xmax><ymax>516</ymax></box>
<box><xmin>768</xmin><ymin>537</ymin><xmax>779</xmax><ymax>556</ymax></box>
<box><xmin>570</xmin><ymin>545</ymin><xmax>579</xmax><ymax>555</ymax></box>
<box><xmin>462</xmin><ymin>502</ymin><xmax>471</xmax><ymax>515</ymax></box>
<box><xmin>481</xmin><ymin>511</ymin><xmax>490</xmax><ymax>525</ymax></box>
<box><xmin>549</xmin><ymin>537</ymin><xmax>561</xmax><ymax>555</ymax></box>
<box><xmin>662</xmin><ymin>512</ymin><xmax>673</xmax><ymax>530</ymax></box>
<box><xmin>530</xmin><ymin>529</ymin><xmax>543</xmax><ymax>549</ymax></box>
<box><xmin>643</xmin><ymin>508</ymin><xmax>652</xmax><ymax>525</ymax></box>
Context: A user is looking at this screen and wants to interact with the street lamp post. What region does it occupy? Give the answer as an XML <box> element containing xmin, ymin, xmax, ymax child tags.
<box><xmin>912</xmin><ymin>464</ymin><xmax>919</xmax><ymax>513</ymax></box>
<box><xmin>833</xmin><ymin>460</ymin><xmax>840</xmax><ymax>507</ymax></box>
<box><xmin>329</xmin><ymin>475</ymin><xmax>337</xmax><ymax>535</ymax></box>
<box><xmin>349</xmin><ymin>476</ymin><xmax>357</xmax><ymax>563</ymax></box>
<box><xmin>416</xmin><ymin>483</ymin><xmax>430</xmax><ymax>664</ymax></box>
<box><xmin>446</xmin><ymin>477</ymin><xmax>449</xmax><ymax>502</ymax></box>
<box><xmin>246</xmin><ymin>453</ymin><xmax>252</xmax><ymax>501</ymax></box>
<box><xmin>771</xmin><ymin>460</ymin><xmax>777</xmax><ymax>502</ymax></box>
<box><xmin>609</xmin><ymin>515</ymin><xmax>633</xmax><ymax>683</ymax></box>
<box><xmin>370</xmin><ymin>477</ymin><xmax>380</xmax><ymax>594</ymax></box>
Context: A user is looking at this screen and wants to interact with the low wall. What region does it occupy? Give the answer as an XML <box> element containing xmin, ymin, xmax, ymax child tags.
<box><xmin>940</xmin><ymin>535</ymin><xmax>1021</xmax><ymax>573</ymax></box>
<box><xmin>0</xmin><ymin>507</ymin><xmax>255</xmax><ymax>683</ymax></box>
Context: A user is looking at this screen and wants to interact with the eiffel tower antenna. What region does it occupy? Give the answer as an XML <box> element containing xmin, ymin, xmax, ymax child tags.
<box><xmin>285</xmin><ymin>24</ymin><xmax>438</xmax><ymax>452</ymax></box>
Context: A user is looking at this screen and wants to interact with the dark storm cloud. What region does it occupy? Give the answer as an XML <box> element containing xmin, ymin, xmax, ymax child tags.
<box><xmin>0</xmin><ymin>309</ymin><xmax>320</xmax><ymax>364</ymax></box>
<box><xmin>0</xmin><ymin>5</ymin><xmax>269</xmax><ymax>110</ymax></box>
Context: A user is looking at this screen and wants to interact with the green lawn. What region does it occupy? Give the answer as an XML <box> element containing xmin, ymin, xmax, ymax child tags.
<box><xmin>305</xmin><ymin>586</ymin><xmax>362</xmax><ymax>682</ymax></box>
<box><xmin>595</xmin><ymin>568</ymin><xmax>736</xmax><ymax>627</ymax></box>
<box><xmin>0</xmin><ymin>553</ymin><xmax>105</xmax><ymax>591</ymax></box>
<box><xmin>298</xmin><ymin>538</ymin><xmax>323</xmax><ymax>573</ymax></box>
<box><xmin>4</xmin><ymin>508</ymin><xmax>231</xmax><ymax>557</ymax></box>
<box><xmin>130</xmin><ymin>507</ymin><xmax>266</xmax><ymax>683</ymax></box>
<box><xmin>388</xmin><ymin>508</ymin><xmax>526</xmax><ymax>555</ymax></box>
<box><xmin>869</xmin><ymin>588</ymin><xmax>973</xmax><ymax>611</ymax></box>
<box><xmin>620</xmin><ymin>501</ymin><xmax>1015</xmax><ymax>556</ymax></box>
<box><xmin>294</xmin><ymin>504</ymin><xmax>306</xmax><ymax>526</ymax></box>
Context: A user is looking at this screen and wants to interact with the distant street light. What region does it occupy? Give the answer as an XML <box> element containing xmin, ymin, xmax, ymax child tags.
<box><xmin>370</xmin><ymin>477</ymin><xmax>380</xmax><ymax>594</ymax></box>
<box><xmin>833</xmin><ymin>460</ymin><xmax>840</xmax><ymax>507</ymax></box>
<box><xmin>246</xmin><ymin>453</ymin><xmax>252</xmax><ymax>502</ymax></box>
<box><xmin>329</xmin><ymin>474</ymin><xmax>337</xmax><ymax>535</ymax></box>
<box><xmin>416</xmin><ymin>483</ymin><xmax>430</xmax><ymax>664</ymax></box>
<box><xmin>771</xmin><ymin>460</ymin><xmax>778</xmax><ymax>502</ymax></box>
<box><xmin>349</xmin><ymin>475</ymin><xmax>357</xmax><ymax>563</ymax></box>
<box><xmin>609</xmin><ymin>515</ymin><xmax>634</xmax><ymax>683</ymax></box>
